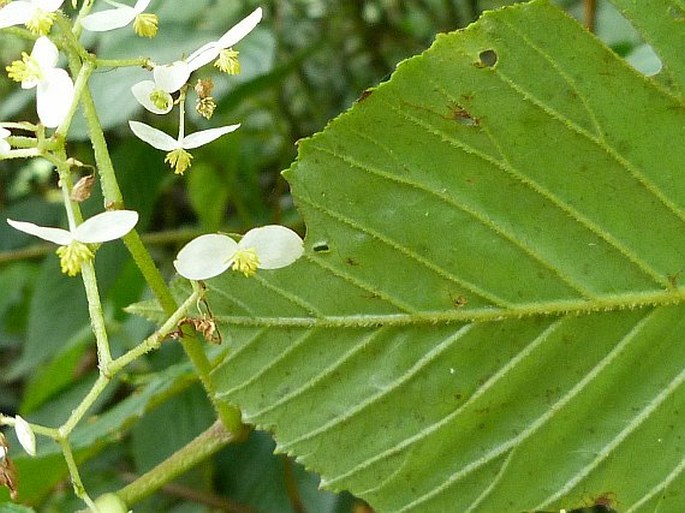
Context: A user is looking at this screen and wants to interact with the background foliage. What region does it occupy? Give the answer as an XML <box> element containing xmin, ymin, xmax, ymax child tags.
<box><xmin>0</xmin><ymin>1</ymin><xmax>668</xmax><ymax>512</ymax></box>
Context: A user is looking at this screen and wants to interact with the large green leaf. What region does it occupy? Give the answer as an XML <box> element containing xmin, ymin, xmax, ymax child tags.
<box><xmin>206</xmin><ymin>1</ymin><xmax>685</xmax><ymax>511</ymax></box>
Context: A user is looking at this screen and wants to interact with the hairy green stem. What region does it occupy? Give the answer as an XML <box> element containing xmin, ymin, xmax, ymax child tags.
<box><xmin>60</xmin><ymin>375</ymin><xmax>110</xmax><ymax>436</ymax></box>
<box><xmin>80</xmin><ymin>259</ymin><xmax>113</xmax><ymax>367</ymax></box>
<box><xmin>95</xmin><ymin>57</ymin><xmax>151</xmax><ymax>68</ymax></box>
<box><xmin>78</xmin><ymin>79</ymin><xmax>242</xmax><ymax>431</ymax></box>
<box><xmin>56</xmin><ymin>58</ymin><xmax>94</xmax><ymax>139</ymax></box>
<box><xmin>4</xmin><ymin>136</ymin><xmax>38</xmax><ymax>149</ymax></box>
<box><xmin>72</xmin><ymin>0</ymin><xmax>95</xmax><ymax>39</ymax></box>
<box><xmin>2</xmin><ymin>15</ymin><xmax>246</xmax><ymax>507</ymax></box>
<box><xmin>108</xmin><ymin>288</ymin><xmax>202</xmax><ymax>373</ymax></box>
<box><xmin>59</xmin><ymin>437</ymin><xmax>98</xmax><ymax>511</ymax></box>
<box><xmin>0</xmin><ymin>148</ymin><xmax>40</xmax><ymax>159</ymax></box>
<box><xmin>79</xmin><ymin>85</ymin><xmax>125</xmax><ymax>207</ymax></box>
<box><xmin>117</xmin><ymin>420</ymin><xmax>235</xmax><ymax>506</ymax></box>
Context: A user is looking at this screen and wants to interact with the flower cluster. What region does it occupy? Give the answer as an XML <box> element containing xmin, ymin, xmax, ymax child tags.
<box><xmin>1</xmin><ymin>3</ymin><xmax>307</xmax><ymax>510</ymax></box>
<box><xmin>129</xmin><ymin>7</ymin><xmax>262</xmax><ymax>174</ymax></box>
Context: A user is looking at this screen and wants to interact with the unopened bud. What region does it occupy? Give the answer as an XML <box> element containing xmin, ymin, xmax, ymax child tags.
<box><xmin>70</xmin><ymin>174</ymin><xmax>96</xmax><ymax>202</ymax></box>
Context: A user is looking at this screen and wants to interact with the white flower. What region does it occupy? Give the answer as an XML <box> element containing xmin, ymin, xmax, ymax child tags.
<box><xmin>131</xmin><ymin>7</ymin><xmax>262</xmax><ymax>114</ymax></box>
<box><xmin>174</xmin><ymin>225</ymin><xmax>304</xmax><ymax>280</ymax></box>
<box><xmin>14</xmin><ymin>416</ymin><xmax>36</xmax><ymax>457</ymax></box>
<box><xmin>0</xmin><ymin>0</ymin><xmax>65</xmax><ymax>34</ymax></box>
<box><xmin>5</xmin><ymin>36</ymin><xmax>75</xmax><ymax>128</ymax></box>
<box><xmin>81</xmin><ymin>0</ymin><xmax>157</xmax><ymax>38</ymax></box>
<box><xmin>7</xmin><ymin>210</ymin><xmax>139</xmax><ymax>276</ymax></box>
<box><xmin>0</xmin><ymin>128</ymin><xmax>10</xmax><ymax>154</ymax></box>
<box><xmin>128</xmin><ymin>120</ymin><xmax>240</xmax><ymax>174</ymax></box>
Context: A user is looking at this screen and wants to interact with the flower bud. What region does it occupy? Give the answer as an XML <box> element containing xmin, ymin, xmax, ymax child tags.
<box><xmin>92</xmin><ymin>493</ymin><xmax>130</xmax><ymax>513</ymax></box>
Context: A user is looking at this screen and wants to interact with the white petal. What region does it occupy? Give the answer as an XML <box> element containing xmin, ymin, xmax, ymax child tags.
<box><xmin>240</xmin><ymin>225</ymin><xmax>304</xmax><ymax>270</ymax></box>
<box><xmin>101</xmin><ymin>0</ymin><xmax>130</xmax><ymax>7</ymax></box>
<box><xmin>132</xmin><ymin>0</ymin><xmax>151</xmax><ymax>14</ymax></box>
<box><xmin>182</xmin><ymin>125</ymin><xmax>241</xmax><ymax>149</ymax></box>
<box><xmin>81</xmin><ymin>6</ymin><xmax>137</xmax><ymax>31</ymax></box>
<box><xmin>34</xmin><ymin>0</ymin><xmax>65</xmax><ymax>11</ymax></box>
<box><xmin>185</xmin><ymin>42</ymin><xmax>220</xmax><ymax>72</ymax></box>
<box><xmin>14</xmin><ymin>416</ymin><xmax>36</xmax><ymax>457</ymax></box>
<box><xmin>0</xmin><ymin>2</ymin><xmax>34</xmax><ymax>28</ymax></box>
<box><xmin>73</xmin><ymin>210</ymin><xmax>139</xmax><ymax>243</ymax></box>
<box><xmin>131</xmin><ymin>80</ymin><xmax>172</xmax><ymax>114</ymax></box>
<box><xmin>217</xmin><ymin>8</ymin><xmax>262</xmax><ymax>49</ymax></box>
<box><xmin>128</xmin><ymin>121</ymin><xmax>179</xmax><ymax>151</ymax></box>
<box><xmin>153</xmin><ymin>61</ymin><xmax>190</xmax><ymax>93</ymax></box>
<box><xmin>36</xmin><ymin>68</ymin><xmax>74</xmax><ymax>128</ymax></box>
<box><xmin>21</xmin><ymin>79</ymin><xmax>37</xmax><ymax>90</ymax></box>
<box><xmin>0</xmin><ymin>127</ymin><xmax>10</xmax><ymax>153</ymax></box>
<box><xmin>186</xmin><ymin>8</ymin><xmax>262</xmax><ymax>71</ymax></box>
<box><xmin>174</xmin><ymin>233</ymin><xmax>237</xmax><ymax>280</ymax></box>
<box><xmin>32</xmin><ymin>35</ymin><xmax>59</xmax><ymax>69</ymax></box>
<box><xmin>7</xmin><ymin>218</ymin><xmax>73</xmax><ymax>245</ymax></box>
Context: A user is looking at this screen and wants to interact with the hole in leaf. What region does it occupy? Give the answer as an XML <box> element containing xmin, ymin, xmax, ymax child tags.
<box><xmin>312</xmin><ymin>241</ymin><xmax>330</xmax><ymax>253</ymax></box>
<box><xmin>478</xmin><ymin>49</ymin><xmax>498</xmax><ymax>67</ymax></box>
<box><xmin>625</xmin><ymin>43</ymin><xmax>662</xmax><ymax>76</ymax></box>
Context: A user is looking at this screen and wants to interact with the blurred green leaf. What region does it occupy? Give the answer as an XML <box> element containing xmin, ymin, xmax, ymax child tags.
<box><xmin>187</xmin><ymin>163</ymin><xmax>230</xmax><ymax>232</ymax></box>
<box><xmin>20</xmin><ymin>343</ymin><xmax>90</xmax><ymax>414</ymax></box>
<box><xmin>10</xmin><ymin>242</ymin><xmax>130</xmax><ymax>379</ymax></box>
<box><xmin>206</xmin><ymin>1</ymin><xmax>685</xmax><ymax>511</ymax></box>
<box><xmin>131</xmin><ymin>383</ymin><xmax>215</xmax><ymax>473</ymax></box>
<box><xmin>215</xmin><ymin>430</ymin><xmax>352</xmax><ymax>513</ymax></box>
<box><xmin>0</xmin><ymin>264</ymin><xmax>33</xmax><ymax>323</ymax></box>
<box><xmin>10</xmin><ymin>255</ymin><xmax>89</xmax><ymax>379</ymax></box>
<box><xmin>0</xmin><ymin>502</ymin><xmax>37</xmax><ymax>512</ymax></box>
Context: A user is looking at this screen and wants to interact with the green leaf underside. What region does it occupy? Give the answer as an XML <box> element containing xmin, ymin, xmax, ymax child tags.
<box><xmin>207</xmin><ymin>1</ymin><xmax>685</xmax><ymax>512</ymax></box>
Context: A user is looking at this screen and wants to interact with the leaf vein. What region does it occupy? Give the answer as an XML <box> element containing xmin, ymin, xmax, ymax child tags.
<box><xmin>385</xmin><ymin>99</ymin><xmax>670</xmax><ymax>288</ymax></box>
<box><xmin>396</xmin><ymin>309</ymin><xmax>655</xmax><ymax>512</ymax></box>
<box><xmin>297</xmin><ymin>193</ymin><xmax>514</xmax><ymax>307</ymax></box>
<box><xmin>281</xmin><ymin>324</ymin><xmax>474</xmax><ymax>453</ymax></box>
<box><xmin>344</xmin><ymin>319</ymin><xmax>560</xmax><ymax>493</ymax></box>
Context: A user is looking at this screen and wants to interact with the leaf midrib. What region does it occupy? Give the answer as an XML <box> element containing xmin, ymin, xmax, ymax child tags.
<box><xmin>212</xmin><ymin>286</ymin><xmax>685</xmax><ymax>327</ymax></box>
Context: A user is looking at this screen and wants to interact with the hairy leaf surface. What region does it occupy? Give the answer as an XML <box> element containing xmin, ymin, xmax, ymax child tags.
<box><xmin>208</xmin><ymin>1</ymin><xmax>685</xmax><ymax>511</ymax></box>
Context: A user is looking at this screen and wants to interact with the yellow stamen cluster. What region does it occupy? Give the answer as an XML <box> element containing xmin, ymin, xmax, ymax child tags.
<box><xmin>165</xmin><ymin>148</ymin><xmax>193</xmax><ymax>175</ymax></box>
<box><xmin>133</xmin><ymin>13</ymin><xmax>158</xmax><ymax>38</ymax></box>
<box><xmin>196</xmin><ymin>96</ymin><xmax>216</xmax><ymax>119</ymax></box>
<box><xmin>150</xmin><ymin>88</ymin><xmax>172</xmax><ymax>111</ymax></box>
<box><xmin>25</xmin><ymin>8</ymin><xmax>56</xmax><ymax>35</ymax></box>
<box><xmin>231</xmin><ymin>248</ymin><xmax>260</xmax><ymax>277</ymax></box>
<box><xmin>6</xmin><ymin>52</ymin><xmax>41</xmax><ymax>83</ymax></box>
<box><xmin>214</xmin><ymin>48</ymin><xmax>240</xmax><ymax>75</ymax></box>
<box><xmin>194</xmin><ymin>79</ymin><xmax>216</xmax><ymax>119</ymax></box>
<box><xmin>56</xmin><ymin>241</ymin><xmax>94</xmax><ymax>277</ymax></box>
